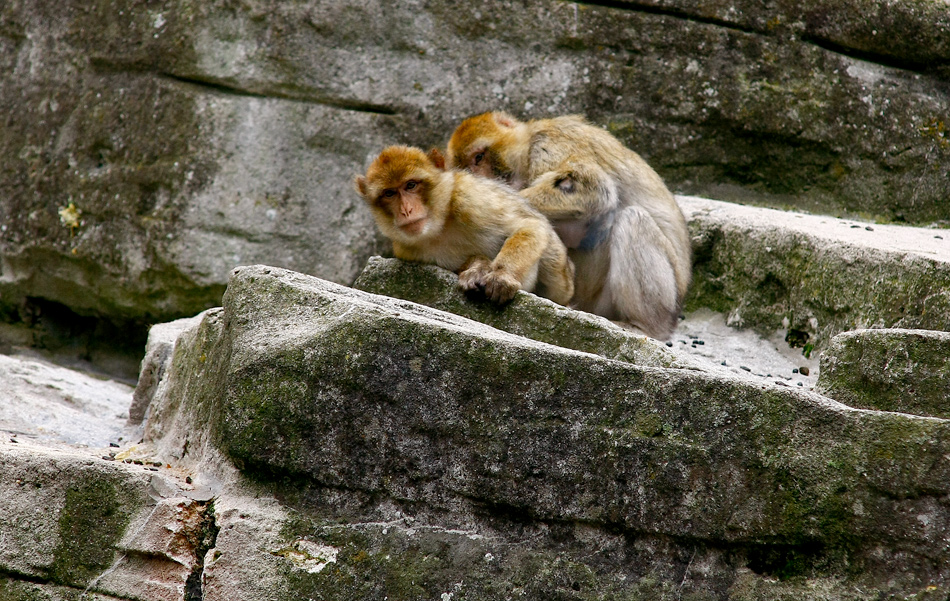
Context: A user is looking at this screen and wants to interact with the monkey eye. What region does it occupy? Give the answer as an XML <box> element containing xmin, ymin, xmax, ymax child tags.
<box><xmin>473</xmin><ymin>151</ymin><xmax>485</xmax><ymax>165</ymax></box>
<box><xmin>555</xmin><ymin>176</ymin><xmax>576</xmax><ymax>193</ymax></box>
<box><xmin>383</xmin><ymin>189</ymin><xmax>397</xmax><ymax>198</ymax></box>
<box><xmin>405</xmin><ymin>180</ymin><xmax>417</xmax><ymax>190</ymax></box>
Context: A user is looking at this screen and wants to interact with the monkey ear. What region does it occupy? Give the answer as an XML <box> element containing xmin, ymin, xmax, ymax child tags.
<box><xmin>354</xmin><ymin>175</ymin><xmax>368</xmax><ymax>197</ymax></box>
<box><xmin>494</xmin><ymin>112</ymin><xmax>517</xmax><ymax>128</ymax></box>
<box><xmin>427</xmin><ymin>148</ymin><xmax>446</xmax><ymax>170</ymax></box>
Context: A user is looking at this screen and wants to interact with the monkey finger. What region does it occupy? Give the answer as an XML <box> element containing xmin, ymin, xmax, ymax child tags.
<box><xmin>458</xmin><ymin>268</ymin><xmax>486</xmax><ymax>292</ymax></box>
<box><xmin>484</xmin><ymin>272</ymin><xmax>520</xmax><ymax>304</ymax></box>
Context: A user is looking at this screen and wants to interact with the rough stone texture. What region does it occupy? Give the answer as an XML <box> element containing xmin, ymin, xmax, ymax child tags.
<box><xmin>611</xmin><ymin>0</ymin><xmax>950</xmax><ymax>77</ymax></box>
<box><xmin>355</xmin><ymin>256</ymin><xmax>822</xmax><ymax>387</ymax></box>
<box><xmin>354</xmin><ymin>255</ymin><xmax>698</xmax><ymax>371</ymax></box>
<box><xmin>0</xmin><ymin>436</ymin><xmax>222</xmax><ymax>601</ymax></box>
<box><xmin>0</xmin><ymin>351</ymin><xmax>133</xmax><ymax>447</ymax></box>
<box><xmin>682</xmin><ymin>196</ymin><xmax>950</xmax><ymax>351</ymax></box>
<box><xmin>2</xmin><ymin>0</ymin><xmax>949</xmax><ymax>357</ymax></box>
<box><xmin>0</xmin><ymin>439</ymin><xmax>148</xmax><ymax>592</ymax></box>
<box><xmin>817</xmin><ymin>328</ymin><xmax>950</xmax><ymax>419</ymax></box>
<box><xmin>136</xmin><ymin>265</ymin><xmax>950</xmax><ymax>599</ymax></box>
<box><xmin>129</xmin><ymin>313</ymin><xmax>205</xmax><ymax>425</ymax></box>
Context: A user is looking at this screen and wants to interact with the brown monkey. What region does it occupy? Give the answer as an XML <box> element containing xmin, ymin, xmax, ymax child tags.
<box><xmin>354</xmin><ymin>145</ymin><xmax>575</xmax><ymax>305</ymax></box>
<box><xmin>446</xmin><ymin>112</ymin><xmax>691</xmax><ymax>340</ymax></box>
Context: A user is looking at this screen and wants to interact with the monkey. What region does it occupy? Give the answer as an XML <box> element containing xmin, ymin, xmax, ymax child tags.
<box><xmin>446</xmin><ymin>112</ymin><xmax>691</xmax><ymax>340</ymax></box>
<box><xmin>354</xmin><ymin>145</ymin><xmax>575</xmax><ymax>306</ymax></box>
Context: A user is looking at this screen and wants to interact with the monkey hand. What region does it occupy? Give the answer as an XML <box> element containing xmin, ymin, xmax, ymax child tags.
<box><xmin>482</xmin><ymin>270</ymin><xmax>521</xmax><ymax>304</ymax></box>
<box><xmin>458</xmin><ymin>256</ymin><xmax>493</xmax><ymax>293</ymax></box>
<box><xmin>458</xmin><ymin>258</ymin><xmax>521</xmax><ymax>304</ymax></box>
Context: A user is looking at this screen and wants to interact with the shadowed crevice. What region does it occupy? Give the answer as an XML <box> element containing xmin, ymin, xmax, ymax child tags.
<box><xmin>88</xmin><ymin>57</ymin><xmax>398</xmax><ymax>115</ymax></box>
<box><xmin>574</xmin><ymin>0</ymin><xmax>947</xmax><ymax>79</ymax></box>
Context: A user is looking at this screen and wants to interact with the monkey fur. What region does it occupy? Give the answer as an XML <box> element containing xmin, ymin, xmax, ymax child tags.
<box><xmin>355</xmin><ymin>145</ymin><xmax>575</xmax><ymax>305</ymax></box>
<box><xmin>447</xmin><ymin>112</ymin><xmax>691</xmax><ymax>339</ymax></box>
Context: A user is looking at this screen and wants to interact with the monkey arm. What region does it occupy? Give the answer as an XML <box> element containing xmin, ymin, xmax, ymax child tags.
<box><xmin>492</xmin><ymin>225</ymin><xmax>548</xmax><ymax>278</ymax></box>
<box><xmin>520</xmin><ymin>161</ymin><xmax>617</xmax><ymax>222</ymax></box>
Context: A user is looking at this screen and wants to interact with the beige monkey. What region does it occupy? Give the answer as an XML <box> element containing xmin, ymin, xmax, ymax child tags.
<box><xmin>447</xmin><ymin>112</ymin><xmax>691</xmax><ymax>339</ymax></box>
<box><xmin>355</xmin><ymin>145</ymin><xmax>575</xmax><ymax>305</ymax></box>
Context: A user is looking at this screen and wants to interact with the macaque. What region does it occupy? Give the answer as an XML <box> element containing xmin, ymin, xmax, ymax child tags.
<box><xmin>446</xmin><ymin>112</ymin><xmax>691</xmax><ymax>340</ymax></box>
<box><xmin>354</xmin><ymin>145</ymin><xmax>575</xmax><ymax>305</ymax></box>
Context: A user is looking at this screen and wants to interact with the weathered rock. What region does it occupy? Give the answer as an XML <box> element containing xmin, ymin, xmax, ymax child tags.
<box><xmin>613</xmin><ymin>0</ymin><xmax>950</xmax><ymax>75</ymax></box>
<box><xmin>129</xmin><ymin>313</ymin><xmax>206</xmax><ymax>425</ymax></box>
<box><xmin>137</xmin><ymin>264</ymin><xmax>950</xmax><ymax>599</ymax></box>
<box><xmin>2</xmin><ymin>0</ymin><xmax>949</xmax><ymax>358</ymax></box>
<box><xmin>354</xmin><ymin>255</ymin><xmax>697</xmax><ymax>370</ymax></box>
<box><xmin>354</xmin><ymin>256</ymin><xmax>824</xmax><ymax>386</ymax></box>
<box><xmin>817</xmin><ymin>328</ymin><xmax>950</xmax><ymax>419</ymax></box>
<box><xmin>0</xmin><ymin>436</ymin><xmax>222</xmax><ymax>601</ymax></box>
<box><xmin>0</xmin><ymin>351</ymin><xmax>133</xmax><ymax>447</ymax></box>
<box><xmin>683</xmin><ymin>196</ymin><xmax>950</xmax><ymax>351</ymax></box>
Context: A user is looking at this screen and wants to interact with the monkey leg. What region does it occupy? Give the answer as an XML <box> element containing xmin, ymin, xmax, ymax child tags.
<box><xmin>603</xmin><ymin>206</ymin><xmax>680</xmax><ymax>340</ymax></box>
<box><xmin>537</xmin><ymin>235</ymin><xmax>576</xmax><ymax>305</ymax></box>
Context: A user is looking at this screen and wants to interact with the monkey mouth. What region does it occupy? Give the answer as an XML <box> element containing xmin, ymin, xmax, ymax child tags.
<box><xmin>399</xmin><ymin>217</ymin><xmax>428</xmax><ymax>235</ymax></box>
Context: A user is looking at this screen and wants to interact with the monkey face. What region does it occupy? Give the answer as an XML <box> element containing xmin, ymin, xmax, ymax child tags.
<box><xmin>466</xmin><ymin>147</ymin><xmax>494</xmax><ymax>178</ymax></box>
<box><xmin>355</xmin><ymin>145</ymin><xmax>445</xmax><ymax>242</ymax></box>
<box><xmin>447</xmin><ymin>112</ymin><xmax>523</xmax><ymax>187</ymax></box>
<box><xmin>376</xmin><ymin>179</ymin><xmax>430</xmax><ymax>236</ymax></box>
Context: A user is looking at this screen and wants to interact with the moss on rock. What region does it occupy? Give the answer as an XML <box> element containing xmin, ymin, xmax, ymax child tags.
<box><xmin>817</xmin><ymin>328</ymin><xmax>950</xmax><ymax>418</ymax></box>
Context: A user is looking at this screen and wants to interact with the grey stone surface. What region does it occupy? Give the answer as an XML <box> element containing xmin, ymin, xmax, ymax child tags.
<box><xmin>682</xmin><ymin>196</ymin><xmax>950</xmax><ymax>351</ymax></box>
<box><xmin>136</xmin><ymin>265</ymin><xmax>950</xmax><ymax>599</ymax></box>
<box><xmin>353</xmin><ymin>255</ymin><xmax>697</xmax><ymax>370</ymax></box>
<box><xmin>817</xmin><ymin>328</ymin><xmax>950</xmax><ymax>419</ymax></box>
<box><xmin>129</xmin><ymin>313</ymin><xmax>206</xmax><ymax>425</ymax></box>
<box><xmin>0</xmin><ymin>351</ymin><xmax>134</xmax><ymax>447</ymax></box>
<box><xmin>2</xmin><ymin>0</ymin><xmax>949</xmax><ymax>353</ymax></box>
<box><xmin>355</xmin><ymin>256</ymin><xmax>819</xmax><ymax>387</ymax></box>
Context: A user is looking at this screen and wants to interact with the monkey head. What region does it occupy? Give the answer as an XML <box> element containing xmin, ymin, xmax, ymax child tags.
<box><xmin>355</xmin><ymin>146</ymin><xmax>449</xmax><ymax>242</ymax></box>
<box><xmin>446</xmin><ymin>111</ymin><xmax>527</xmax><ymax>188</ymax></box>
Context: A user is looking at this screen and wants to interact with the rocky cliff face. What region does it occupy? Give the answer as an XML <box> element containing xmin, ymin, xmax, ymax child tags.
<box><xmin>4</xmin><ymin>259</ymin><xmax>949</xmax><ymax>600</ymax></box>
<box><xmin>2</xmin><ymin>0</ymin><xmax>949</xmax><ymax>369</ymax></box>
<box><xmin>2</xmin><ymin>1</ymin><xmax>950</xmax><ymax>599</ymax></box>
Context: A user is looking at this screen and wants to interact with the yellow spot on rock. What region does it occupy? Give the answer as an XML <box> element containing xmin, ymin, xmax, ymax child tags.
<box><xmin>58</xmin><ymin>202</ymin><xmax>81</xmax><ymax>230</ymax></box>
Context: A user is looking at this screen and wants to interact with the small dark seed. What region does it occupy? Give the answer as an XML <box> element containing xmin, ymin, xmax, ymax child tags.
<box><xmin>102</xmin><ymin>456</ymin><xmax>115</xmax><ymax>461</ymax></box>
<box><xmin>740</xmin><ymin>366</ymin><xmax>751</xmax><ymax>372</ymax></box>
<box><xmin>152</xmin><ymin>462</ymin><xmax>164</xmax><ymax>467</ymax></box>
<box><xmin>110</xmin><ymin>442</ymin><xmax>120</xmax><ymax>448</ymax></box>
<box><xmin>850</xmin><ymin>225</ymin><xmax>860</xmax><ymax>228</ymax></box>
<box><xmin>665</xmin><ymin>341</ymin><xmax>673</xmax><ymax>347</ymax></box>
<box><xmin>147</xmin><ymin>467</ymin><xmax>159</xmax><ymax>472</ymax></box>
<box><xmin>799</xmin><ymin>366</ymin><xmax>810</xmax><ymax>376</ymax></box>
<box><xmin>792</xmin><ymin>368</ymin><xmax>799</xmax><ymax>374</ymax></box>
<box><xmin>936</xmin><ymin>235</ymin><xmax>944</xmax><ymax>240</ymax></box>
<box><xmin>865</xmin><ymin>226</ymin><xmax>874</xmax><ymax>231</ymax></box>
<box><xmin>9</xmin><ymin>439</ymin><xmax>17</xmax><ymax>443</ymax></box>
<box><xmin>186</xmin><ymin>476</ymin><xmax>193</xmax><ymax>484</ymax></box>
<box><xmin>721</xmin><ymin>361</ymin><xmax>727</xmax><ymax>366</ymax></box>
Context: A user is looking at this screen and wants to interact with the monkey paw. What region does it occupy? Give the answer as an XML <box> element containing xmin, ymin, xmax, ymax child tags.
<box><xmin>458</xmin><ymin>258</ymin><xmax>493</xmax><ymax>293</ymax></box>
<box><xmin>482</xmin><ymin>271</ymin><xmax>521</xmax><ymax>304</ymax></box>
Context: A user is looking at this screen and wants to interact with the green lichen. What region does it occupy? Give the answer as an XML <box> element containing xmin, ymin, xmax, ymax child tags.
<box><xmin>47</xmin><ymin>479</ymin><xmax>133</xmax><ymax>587</ymax></box>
